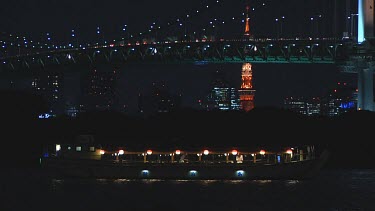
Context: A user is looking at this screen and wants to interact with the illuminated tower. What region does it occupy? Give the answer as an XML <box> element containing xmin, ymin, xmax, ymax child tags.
<box><xmin>238</xmin><ymin>63</ymin><xmax>256</xmax><ymax>112</ymax></box>
<box><xmin>244</xmin><ymin>6</ymin><xmax>251</xmax><ymax>38</ymax></box>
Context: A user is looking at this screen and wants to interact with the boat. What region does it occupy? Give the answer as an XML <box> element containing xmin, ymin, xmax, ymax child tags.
<box><xmin>40</xmin><ymin>144</ymin><xmax>330</xmax><ymax>180</ymax></box>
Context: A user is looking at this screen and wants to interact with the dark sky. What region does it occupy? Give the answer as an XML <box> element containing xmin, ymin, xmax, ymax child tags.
<box><xmin>0</xmin><ymin>0</ymin><xmax>354</xmax><ymax>43</ymax></box>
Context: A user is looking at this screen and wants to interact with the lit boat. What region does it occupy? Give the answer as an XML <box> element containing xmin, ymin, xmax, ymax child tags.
<box><xmin>40</xmin><ymin>145</ymin><xmax>330</xmax><ymax>180</ymax></box>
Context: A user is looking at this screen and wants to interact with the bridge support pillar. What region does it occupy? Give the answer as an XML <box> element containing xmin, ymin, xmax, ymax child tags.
<box><xmin>340</xmin><ymin>56</ymin><xmax>375</xmax><ymax>111</ymax></box>
<box><xmin>357</xmin><ymin>67</ymin><xmax>375</xmax><ymax>111</ymax></box>
<box><xmin>358</xmin><ymin>0</ymin><xmax>374</xmax><ymax>43</ymax></box>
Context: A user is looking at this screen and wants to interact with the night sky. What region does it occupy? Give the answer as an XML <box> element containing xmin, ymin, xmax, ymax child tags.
<box><xmin>0</xmin><ymin>0</ymin><xmax>354</xmax><ymax>42</ymax></box>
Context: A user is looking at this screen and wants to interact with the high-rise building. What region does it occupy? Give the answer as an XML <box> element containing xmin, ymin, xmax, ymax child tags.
<box><xmin>81</xmin><ymin>69</ymin><xmax>118</xmax><ymax>112</ymax></box>
<box><xmin>320</xmin><ymin>82</ymin><xmax>357</xmax><ymax>116</ymax></box>
<box><xmin>238</xmin><ymin>63</ymin><xmax>256</xmax><ymax>112</ymax></box>
<box><xmin>202</xmin><ymin>70</ymin><xmax>240</xmax><ymax>111</ymax></box>
<box><xmin>284</xmin><ymin>82</ymin><xmax>358</xmax><ymax>117</ymax></box>
<box><xmin>31</xmin><ymin>71</ymin><xmax>64</xmax><ymax>116</ymax></box>
<box><xmin>138</xmin><ymin>82</ymin><xmax>181</xmax><ymax>115</ymax></box>
<box><xmin>284</xmin><ymin>97</ymin><xmax>320</xmax><ymax>116</ymax></box>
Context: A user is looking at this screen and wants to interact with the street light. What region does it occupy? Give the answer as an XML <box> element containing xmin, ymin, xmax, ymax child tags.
<box><xmin>122</xmin><ymin>24</ymin><xmax>128</xmax><ymax>41</ymax></box>
<box><xmin>275</xmin><ymin>18</ymin><xmax>279</xmax><ymax>39</ymax></box>
<box><xmin>275</xmin><ymin>16</ymin><xmax>285</xmax><ymax>39</ymax></box>
<box><xmin>97</xmin><ymin>26</ymin><xmax>100</xmax><ymax>45</ymax></box>
<box><xmin>280</xmin><ymin>16</ymin><xmax>285</xmax><ymax>38</ymax></box>
<box><xmin>310</xmin><ymin>15</ymin><xmax>322</xmax><ymax>39</ymax></box>
<box><xmin>71</xmin><ymin>29</ymin><xmax>78</xmax><ymax>48</ymax></box>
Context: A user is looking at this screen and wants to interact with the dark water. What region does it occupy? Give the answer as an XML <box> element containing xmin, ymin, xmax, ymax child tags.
<box><xmin>1</xmin><ymin>169</ymin><xmax>374</xmax><ymax>211</ymax></box>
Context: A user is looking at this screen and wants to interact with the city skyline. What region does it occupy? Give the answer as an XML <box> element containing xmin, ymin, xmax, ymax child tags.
<box><xmin>0</xmin><ymin>62</ymin><xmax>353</xmax><ymax>116</ymax></box>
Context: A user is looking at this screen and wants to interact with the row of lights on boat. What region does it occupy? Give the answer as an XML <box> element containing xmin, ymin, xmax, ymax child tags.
<box><xmin>99</xmin><ymin>149</ymin><xmax>294</xmax><ymax>156</ymax></box>
<box><xmin>140</xmin><ymin>169</ymin><xmax>247</xmax><ymax>178</ymax></box>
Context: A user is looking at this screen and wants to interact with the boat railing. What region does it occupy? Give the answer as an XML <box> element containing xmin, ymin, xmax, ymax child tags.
<box><xmin>43</xmin><ymin>148</ymin><xmax>315</xmax><ymax>166</ymax></box>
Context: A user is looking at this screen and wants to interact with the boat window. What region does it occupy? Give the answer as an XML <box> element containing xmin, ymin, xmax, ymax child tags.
<box><xmin>89</xmin><ymin>147</ymin><xmax>95</xmax><ymax>152</ymax></box>
<box><xmin>76</xmin><ymin>146</ymin><xmax>82</xmax><ymax>152</ymax></box>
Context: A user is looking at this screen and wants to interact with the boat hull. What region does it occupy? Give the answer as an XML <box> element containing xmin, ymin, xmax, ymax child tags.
<box><xmin>41</xmin><ymin>150</ymin><xmax>329</xmax><ymax>180</ymax></box>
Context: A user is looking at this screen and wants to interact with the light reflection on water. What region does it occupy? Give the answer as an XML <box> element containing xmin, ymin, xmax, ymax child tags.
<box><xmin>2</xmin><ymin>169</ymin><xmax>375</xmax><ymax>211</ymax></box>
<box><xmin>82</xmin><ymin>178</ymin><xmax>300</xmax><ymax>186</ymax></box>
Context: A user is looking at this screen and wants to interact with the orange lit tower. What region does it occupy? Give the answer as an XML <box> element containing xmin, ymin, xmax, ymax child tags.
<box><xmin>244</xmin><ymin>5</ymin><xmax>251</xmax><ymax>37</ymax></box>
<box><xmin>238</xmin><ymin>63</ymin><xmax>256</xmax><ymax>112</ymax></box>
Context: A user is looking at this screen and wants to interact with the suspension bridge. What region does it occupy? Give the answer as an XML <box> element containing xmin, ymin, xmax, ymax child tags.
<box><xmin>0</xmin><ymin>0</ymin><xmax>375</xmax><ymax>111</ymax></box>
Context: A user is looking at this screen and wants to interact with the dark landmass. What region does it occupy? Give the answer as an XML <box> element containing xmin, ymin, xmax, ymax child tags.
<box><xmin>0</xmin><ymin>90</ymin><xmax>374</xmax><ymax>169</ymax></box>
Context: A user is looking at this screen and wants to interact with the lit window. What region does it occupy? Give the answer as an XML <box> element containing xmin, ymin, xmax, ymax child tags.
<box><xmin>76</xmin><ymin>146</ymin><xmax>82</xmax><ymax>152</ymax></box>
<box><xmin>89</xmin><ymin>147</ymin><xmax>95</xmax><ymax>152</ymax></box>
<box><xmin>55</xmin><ymin>144</ymin><xmax>61</xmax><ymax>152</ymax></box>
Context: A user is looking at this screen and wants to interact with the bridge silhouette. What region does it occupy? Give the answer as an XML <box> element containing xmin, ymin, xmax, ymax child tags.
<box><xmin>1</xmin><ymin>0</ymin><xmax>375</xmax><ymax>111</ymax></box>
<box><xmin>0</xmin><ymin>38</ymin><xmax>350</xmax><ymax>70</ymax></box>
<box><xmin>0</xmin><ymin>0</ymin><xmax>356</xmax><ymax>69</ymax></box>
